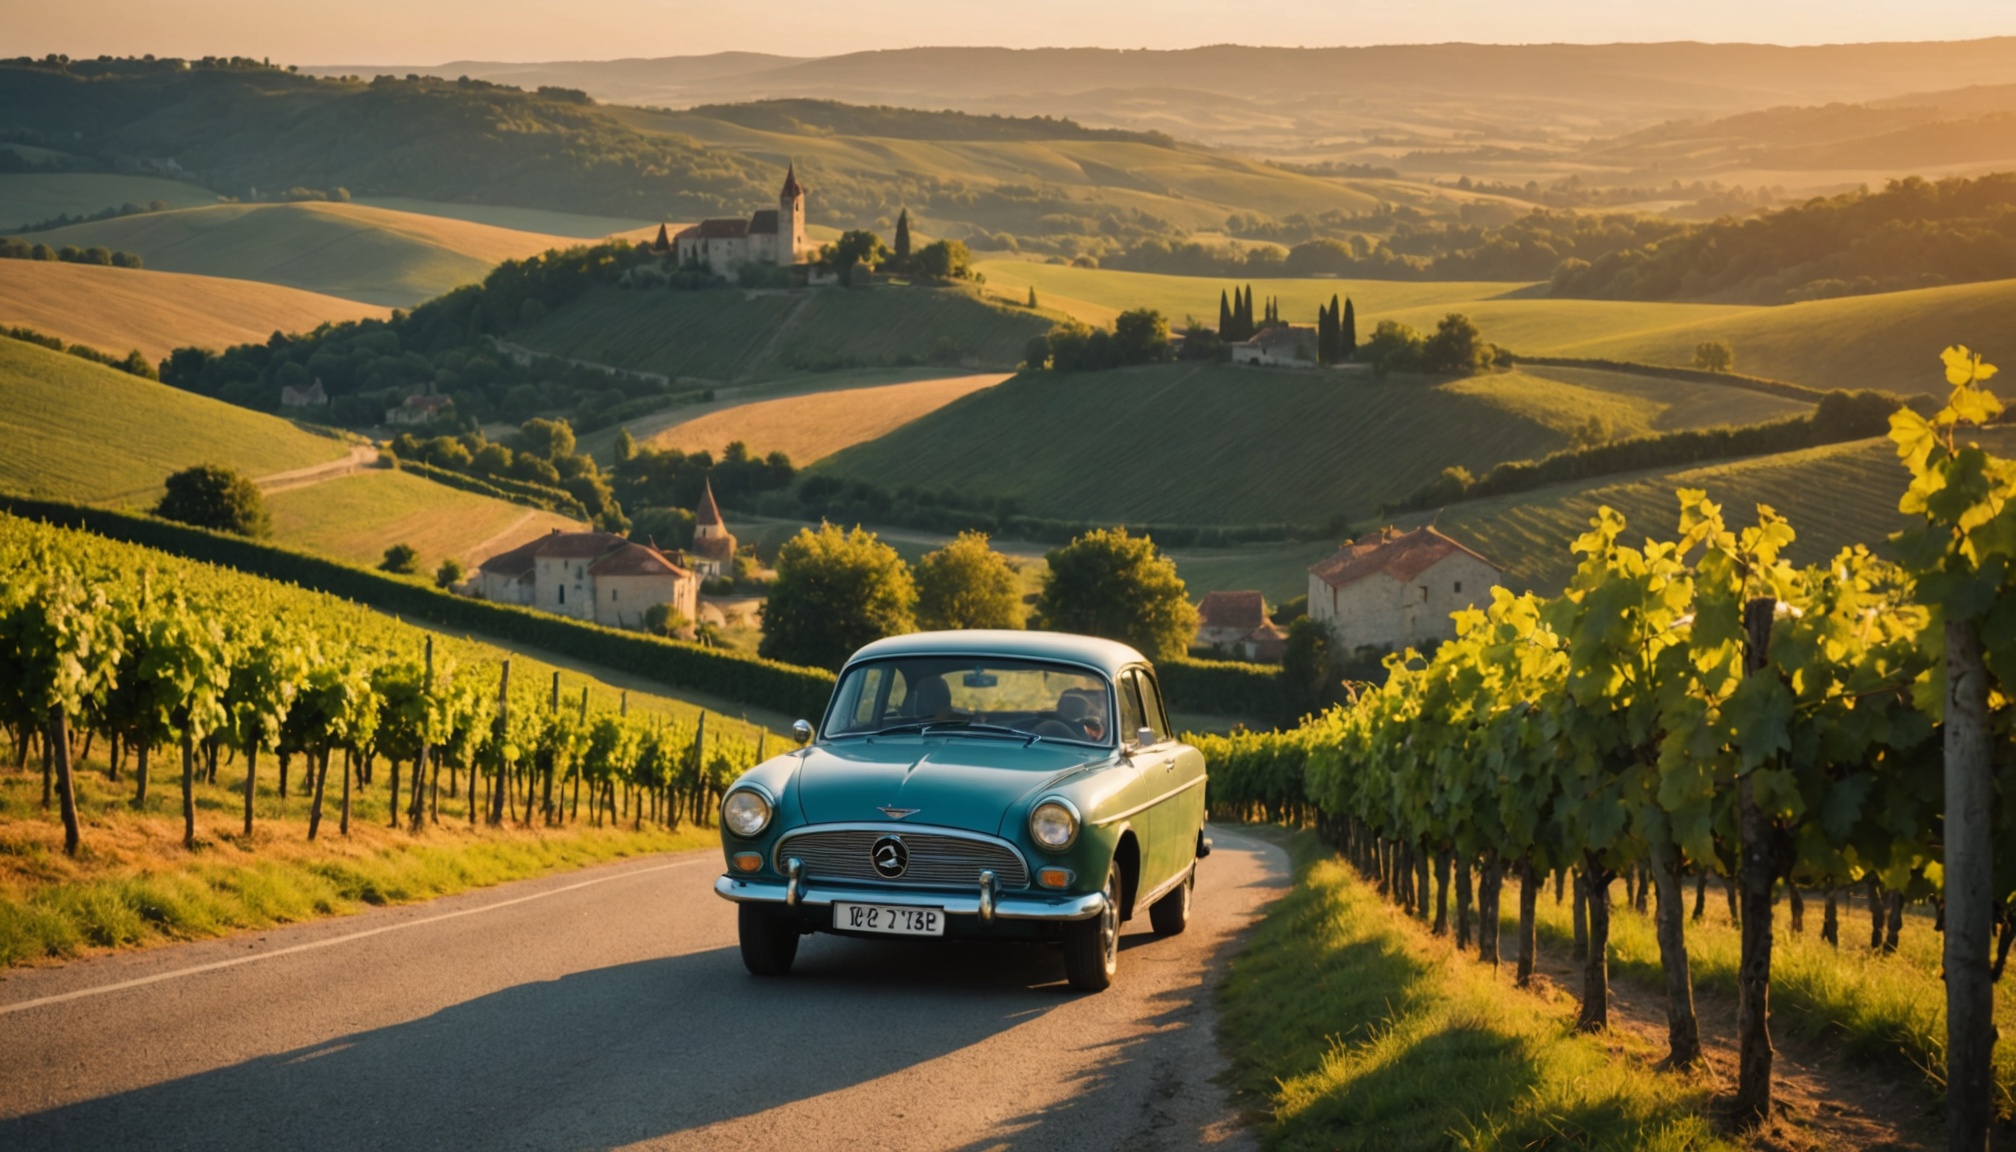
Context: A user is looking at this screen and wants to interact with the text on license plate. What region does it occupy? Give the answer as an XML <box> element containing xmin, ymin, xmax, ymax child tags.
<box><xmin>833</xmin><ymin>902</ymin><xmax>944</xmax><ymax>936</ymax></box>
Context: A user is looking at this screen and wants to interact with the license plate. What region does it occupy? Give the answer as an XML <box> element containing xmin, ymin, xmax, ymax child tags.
<box><xmin>833</xmin><ymin>902</ymin><xmax>944</xmax><ymax>937</ymax></box>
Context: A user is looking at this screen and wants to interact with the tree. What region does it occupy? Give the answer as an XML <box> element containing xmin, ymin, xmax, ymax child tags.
<box><xmin>1034</xmin><ymin>528</ymin><xmax>1198</xmax><ymax>661</ymax></box>
<box><xmin>1027</xmin><ymin>286</ymin><xmax>1038</xmax><ymax>309</ymax></box>
<box><xmin>434</xmin><ymin>557</ymin><xmax>465</xmax><ymax>588</ymax></box>
<box><xmin>1341</xmin><ymin>297</ymin><xmax>1357</xmax><ymax>355</ymax></box>
<box><xmin>642</xmin><ymin>602</ymin><xmax>689</xmax><ymax>638</ymax></box>
<box><xmin>823</xmin><ymin>229</ymin><xmax>886</xmax><ymax>274</ymax></box>
<box><xmin>155</xmin><ymin>464</ymin><xmax>270</xmax><ymax>537</ymax></box>
<box><xmin>914</xmin><ymin>238</ymin><xmax>972</xmax><ymax>280</ymax></box>
<box><xmin>1218</xmin><ymin>289</ymin><xmax>1232</xmax><ymax>337</ymax></box>
<box><xmin>380</xmin><ymin>544</ymin><xmax>420</xmax><ymax>574</ymax></box>
<box><xmin>1280</xmin><ymin>617</ymin><xmax>1334</xmax><ymax>717</ymax></box>
<box><xmin>517</xmin><ymin>417</ymin><xmax>576</xmax><ymax>461</ymax></box>
<box><xmin>1693</xmin><ymin>340</ymin><xmax>1735</xmax><ymax>373</ymax></box>
<box><xmin>893</xmin><ymin>209</ymin><xmax>912</xmax><ymax>268</ymax></box>
<box><xmin>916</xmin><ymin>531</ymin><xmax>1023</xmax><ymax>631</ymax></box>
<box><xmin>1112</xmin><ymin>309</ymin><xmax>1171</xmax><ymax>366</ymax></box>
<box><xmin>1362</xmin><ymin>320</ymin><xmax>1427</xmax><ymax>374</ymax></box>
<box><xmin>613</xmin><ymin>427</ymin><xmax>637</xmax><ymax>463</ymax></box>
<box><xmin>759</xmin><ymin>524</ymin><xmax>917</xmax><ymax>670</ymax></box>
<box><xmin>1421</xmin><ymin>313</ymin><xmax>1490</xmax><ymax>374</ymax></box>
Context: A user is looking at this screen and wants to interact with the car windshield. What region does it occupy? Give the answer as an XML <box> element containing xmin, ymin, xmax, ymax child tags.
<box><xmin>825</xmin><ymin>657</ymin><xmax>1114</xmax><ymax>746</ymax></box>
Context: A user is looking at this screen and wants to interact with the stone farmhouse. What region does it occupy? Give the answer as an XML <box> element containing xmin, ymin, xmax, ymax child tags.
<box><xmin>1193</xmin><ymin>590</ymin><xmax>1289</xmax><ymax>662</ymax></box>
<box><xmin>474</xmin><ymin>529</ymin><xmax>698</xmax><ymax>630</ymax></box>
<box><xmin>1231</xmin><ymin>326</ymin><xmax>1318</xmax><ymax>368</ymax></box>
<box><xmin>664</xmin><ymin>166</ymin><xmax>811</xmax><ymax>277</ymax></box>
<box><xmin>1307</xmin><ymin>527</ymin><xmax>1501</xmax><ymax>652</ymax></box>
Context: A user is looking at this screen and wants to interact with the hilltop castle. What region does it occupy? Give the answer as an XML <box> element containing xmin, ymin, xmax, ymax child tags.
<box><xmin>660</xmin><ymin>166</ymin><xmax>810</xmax><ymax>277</ymax></box>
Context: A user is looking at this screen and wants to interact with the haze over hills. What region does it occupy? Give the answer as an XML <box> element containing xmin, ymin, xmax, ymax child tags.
<box><xmin>308</xmin><ymin>40</ymin><xmax>2016</xmax><ymax>174</ymax></box>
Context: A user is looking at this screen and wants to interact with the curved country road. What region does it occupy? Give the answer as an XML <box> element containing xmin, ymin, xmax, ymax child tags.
<box><xmin>0</xmin><ymin>828</ymin><xmax>1287</xmax><ymax>1151</ymax></box>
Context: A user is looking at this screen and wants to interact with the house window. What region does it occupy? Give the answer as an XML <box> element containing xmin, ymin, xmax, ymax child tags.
<box><xmin>557</xmin><ymin>586</ymin><xmax>565</xmax><ymax>605</ymax></box>
<box><xmin>1454</xmin><ymin>581</ymin><xmax>1463</xmax><ymax>594</ymax></box>
<box><xmin>1420</xmin><ymin>586</ymin><xmax>1429</xmax><ymax>602</ymax></box>
<box><xmin>611</xmin><ymin>588</ymin><xmax>618</xmax><ymax>602</ymax></box>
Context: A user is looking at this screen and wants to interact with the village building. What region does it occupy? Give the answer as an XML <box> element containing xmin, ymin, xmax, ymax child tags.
<box><xmin>279</xmin><ymin>378</ymin><xmax>328</xmax><ymax>407</ymax></box>
<box><xmin>473</xmin><ymin>529</ymin><xmax>698</xmax><ymax>630</ymax></box>
<box><xmin>1193</xmin><ymin>590</ymin><xmax>1289</xmax><ymax>662</ymax></box>
<box><xmin>1307</xmin><ymin>526</ymin><xmax>1501</xmax><ymax>652</ymax></box>
<box><xmin>668</xmin><ymin>166</ymin><xmax>810</xmax><ymax>277</ymax></box>
<box><xmin>1231</xmin><ymin>325</ymin><xmax>1318</xmax><ymax>368</ymax></box>
<box><xmin>686</xmin><ymin>478</ymin><xmax>738</xmax><ymax>579</ymax></box>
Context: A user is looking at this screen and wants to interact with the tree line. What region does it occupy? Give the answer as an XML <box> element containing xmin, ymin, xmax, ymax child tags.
<box><xmin>1199</xmin><ymin>347</ymin><xmax>2015</xmax><ymax>1145</ymax></box>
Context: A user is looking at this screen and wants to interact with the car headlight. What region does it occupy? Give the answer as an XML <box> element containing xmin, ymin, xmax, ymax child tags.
<box><xmin>722</xmin><ymin>788</ymin><xmax>773</xmax><ymax>838</ymax></box>
<box><xmin>1029</xmin><ymin>798</ymin><xmax>1079</xmax><ymax>851</ymax></box>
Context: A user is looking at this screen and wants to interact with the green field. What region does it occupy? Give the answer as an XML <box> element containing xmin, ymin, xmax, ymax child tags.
<box><xmin>972</xmin><ymin>260</ymin><xmax>1532</xmax><ymax>328</ymax></box>
<box><xmin>517</xmin><ymin>284</ymin><xmax>1053</xmax><ymax>383</ymax></box>
<box><xmin>354</xmin><ymin>197</ymin><xmax>654</xmax><ymax>239</ymax></box>
<box><xmin>0</xmin><ymin>339</ymin><xmax>347</xmax><ymax>503</ymax></box>
<box><xmin>815</xmin><ymin>361</ymin><xmax>1817</xmax><ymax>527</ymax></box>
<box><xmin>0</xmin><ymin>173</ymin><xmax>220</xmax><ymax>230</ymax></box>
<box><xmin>25</xmin><ymin>201</ymin><xmax>577</xmax><ymax>307</ymax></box>
<box><xmin>265</xmin><ymin>468</ymin><xmax>581</xmax><ymax>572</ymax></box>
<box><xmin>1417</xmin><ymin>429</ymin><xmax>2016</xmax><ymax>592</ymax></box>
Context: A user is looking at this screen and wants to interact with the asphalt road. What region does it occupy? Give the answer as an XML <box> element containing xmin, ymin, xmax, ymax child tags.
<box><xmin>0</xmin><ymin>827</ymin><xmax>1287</xmax><ymax>1151</ymax></box>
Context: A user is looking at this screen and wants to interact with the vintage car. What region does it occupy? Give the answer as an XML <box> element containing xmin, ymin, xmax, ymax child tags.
<box><xmin>713</xmin><ymin>630</ymin><xmax>1209</xmax><ymax>990</ymax></box>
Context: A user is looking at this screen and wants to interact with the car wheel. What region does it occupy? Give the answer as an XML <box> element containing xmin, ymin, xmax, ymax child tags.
<box><xmin>738</xmin><ymin>904</ymin><xmax>800</xmax><ymax>976</ymax></box>
<box><xmin>1063</xmin><ymin>861</ymin><xmax>1122</xmax><ymax>992</ymax></box>
<box><xmin>1149</xmin><ymin>862</ymin><xmax>1195</xmax><ymax>937</ymax></box>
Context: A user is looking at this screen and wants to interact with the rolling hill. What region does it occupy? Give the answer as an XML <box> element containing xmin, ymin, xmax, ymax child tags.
<box><xmin>814</xmin><ymin>361</ymin><xmax>1815</xmax><ymax>527</ymax></box>
<box><xmin>636</xmin><ymin>371</ymin><xmax>1011</xmax><ymax>465</ymax></box>
<box><xmin>0</xmin><ymin>260</ymin><xmax>388</xmax><ymax>361</ymax></box>
<box><xmin>516</xmin><ymin>283</ymin><xmax>1054</xmax><ymax>382</ymax></box>
<box><xmin>0</xmin><ymin>337</ymin><xmax>348</xmax><ymax>503</ymax></box>
<box><xmin>263</xmin><ymin>468</ymin><xmax>581</xmax><ymax>572</ymax></box>
<box><xmin>21</xmin><ymin>201</ymin><xmax>579</xmax><ymax>306</ymax></box>
<box><xmin>0</xmin><ymin>173</ymin><xmax>220</xmax><ymax>231</ymax></box>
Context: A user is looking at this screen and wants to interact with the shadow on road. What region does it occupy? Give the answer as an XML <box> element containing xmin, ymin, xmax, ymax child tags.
<box><xmin>2</xmin><ymin>939</ymin><xmax>1068</xmax><ymax>1152</ymax></box>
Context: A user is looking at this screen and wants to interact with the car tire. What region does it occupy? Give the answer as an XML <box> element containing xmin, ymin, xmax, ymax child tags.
<box><xmin>738</xmin><ymin>904</ymin><xmax>800</xmax><ymax>976</ymax></box>
<box><xmin>1149</xmin><ymin>863</ymin><xmax>1195</xmax><ymax>937</ymax></box>
<box><xmin>1063</xmin><ymin>861</ymin><xmax>1122</xmax><ymax>992</ymax></box>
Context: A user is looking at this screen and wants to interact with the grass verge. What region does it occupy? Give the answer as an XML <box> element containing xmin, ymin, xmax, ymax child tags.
<box><xmin>1508</xmin><ymin>877</ymin><xmax>2015</xmax><ymax>1122</ymax></box>
<box><xmin>1218</xmin><ymin>831</ymin><xmax>1732</xmax><ymax>1151</ymax></box>
<box><xmin>0</xmin><ymin>754</ymin><xmax>713</xmax><ymax>968</ymax></box>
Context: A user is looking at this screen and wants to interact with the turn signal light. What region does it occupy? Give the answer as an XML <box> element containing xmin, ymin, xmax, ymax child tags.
<box><xmin>733</xmin><ymin>853</ymin><xmax>763</xmax><ymax>873</ymax></box>
<box><xmin>1037</xmin><ymin>867</ymin><xmax>1073</xmax><ymax>889</ymax></box>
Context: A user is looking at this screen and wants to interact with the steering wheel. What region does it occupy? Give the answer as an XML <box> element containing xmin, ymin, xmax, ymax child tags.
<box><xmin>1029</xmin><ymin>719</ymin><xmax>1079</xmax><ymax>739</ymax></box>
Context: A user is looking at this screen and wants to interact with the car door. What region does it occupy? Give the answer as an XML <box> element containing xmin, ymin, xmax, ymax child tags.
<box><xmin>1123</xmin><ymin>667</ymin><xmax>1190</xmax><ymax>898</ymax></box>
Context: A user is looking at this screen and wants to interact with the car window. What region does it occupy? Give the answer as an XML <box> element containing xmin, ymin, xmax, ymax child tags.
<box><xmin>1117</xmin><ymin>671</ymin><xmax>1148</xmax><ymax>743</ymax></box>
<box><xmin>824</xmin><ymin>657</ymin><xmax>1112</xmax><ymax>745</ymax></box>
<box><xmin>1135</xmin><ymin>669</ymin><xmax>1171</xmax><ymax>742</ymax></box>
<box><xmin>842</xmin><ymin>664</ymin><xmax>909</xmax><ymax>729</ymax></box>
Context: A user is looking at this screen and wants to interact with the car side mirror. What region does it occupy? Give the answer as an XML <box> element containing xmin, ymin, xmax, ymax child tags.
<box><xmin>792</xmin><ymin>719</ymin><xmax>814</xmax><ymax>746</ymax></box>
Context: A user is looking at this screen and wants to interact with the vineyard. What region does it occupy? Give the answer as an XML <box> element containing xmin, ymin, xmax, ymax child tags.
<box><xmin>1202</xmin><ymin>348</ymin><xmax>2016</xmax><ymax>1143</ymax></box>
<box><xmin>0</xmin><ymin>514</ymin><xmax>776</xmax><ymax>958</ymax></box>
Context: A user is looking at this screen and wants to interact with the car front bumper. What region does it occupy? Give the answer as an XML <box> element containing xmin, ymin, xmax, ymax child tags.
<box><xmin>714</xmin><ymin>873</ymin><xmax>1108</xmax><ymax>922</ymax></box>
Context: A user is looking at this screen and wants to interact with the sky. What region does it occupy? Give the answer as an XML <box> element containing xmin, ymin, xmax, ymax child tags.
<box><xmin>12</xmin><ymin>0</ymin><xmax>2016</xmax><ymax>64</ymax></box>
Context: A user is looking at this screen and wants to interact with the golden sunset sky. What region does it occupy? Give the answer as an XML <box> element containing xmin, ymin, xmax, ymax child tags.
<box><xmin>12</xmin><ymin>0</ymin><xmax>2016</xmax><ymax>64</ymax></box>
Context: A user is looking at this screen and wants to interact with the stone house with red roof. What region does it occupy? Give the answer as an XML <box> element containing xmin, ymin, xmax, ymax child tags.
<box><xmin>474</xmin><ymin>529</ymin><xmax>697</xmax><ymax>630</ymax></box>
<box><xmin>1307</xmin><ymin>526</ymin><xmax>1501</xmax><ymax>652</ymax></box>
<box><xmin>671</xmin><ymin>166</ymin><xmax>810</xmax><ymax>277</ymax></box>
<box><xmin>1193</xmin><ymin>590</ymin><xmax>1289</xmax><ymax>662</ymax></box>
<box><xmin>1230</xmin><ymin>325</ymin><xmax>1318</xmax><ymax>368</ymax></box>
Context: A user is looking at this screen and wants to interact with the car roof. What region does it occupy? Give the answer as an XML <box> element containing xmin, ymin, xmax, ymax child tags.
<box><xmin>843</xmin><ymin>630</ymin><xmax>1148</xmax><ymax>678</ymax></box>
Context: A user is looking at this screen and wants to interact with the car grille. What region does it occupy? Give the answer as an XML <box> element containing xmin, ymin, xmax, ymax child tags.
<box><xmin>776</xmin><ymin>827</ymin><xmax>1030</xmax><ymax>888</ymax></box>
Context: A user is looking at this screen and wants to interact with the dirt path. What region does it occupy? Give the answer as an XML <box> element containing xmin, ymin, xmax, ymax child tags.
<box><xmin>253</xmin><ymin>444</ymin><xmax>379</xmax><ymax>493</ymax></box>
<box><xmin>1511</xmin><ymin>899</ymin><xmax>1940</xmax><ymax>1151</ymax></box>
<box><xmin>457</xmin><ymin>508</ymin><xmax>555</xmax><ymax>564</ymax></box>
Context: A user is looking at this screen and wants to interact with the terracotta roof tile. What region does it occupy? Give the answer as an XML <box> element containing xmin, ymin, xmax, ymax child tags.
<box><xmin>696</xmin><ymin>478</ymin><xmax>725</xmax><ymax>527</ymax></box>
<box><xmin>688</xmin><ymin>218</ymin><xmax>750</xmax><ymax>239</ymax></box>
<box><xmin>589</xmin><ymin>542</ymin><xmax>693</xmax><ymax>579</ymax></box>
<box><xmin>1309</xmin><ymin>527</ymin><xmax>1498</xmax><ymax>589</ymax></box>
<box><xmin>1197</xmin><ymin>590</ymin><xmax>1267</xmax><ymax>632</ymax></box>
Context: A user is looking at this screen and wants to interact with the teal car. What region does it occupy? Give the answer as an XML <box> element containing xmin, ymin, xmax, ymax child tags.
<box><xmin>713</xmin><ymin>630</ymin><xmax>1210</xmax><ymax>991</ymax></box>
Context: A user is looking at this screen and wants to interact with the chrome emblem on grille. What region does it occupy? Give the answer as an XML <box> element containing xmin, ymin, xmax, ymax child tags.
<box><xmin>871</xmin><ymin>835</ymin><xmax>909</xmax><ymax>878</ymax></box>
<box><xmin>877</xmin><ymin>806</ymin><xmax>919</xmax><ymax>820</ymax></box>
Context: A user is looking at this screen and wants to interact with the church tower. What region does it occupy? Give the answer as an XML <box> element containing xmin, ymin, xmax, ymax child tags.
<box><xmin>777</xmin><ymin>163</ymin><xmax>806</xmax><ymax>266</ymax></box>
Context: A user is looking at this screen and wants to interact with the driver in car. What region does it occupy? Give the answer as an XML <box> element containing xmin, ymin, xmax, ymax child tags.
<box><xmin>1056</xmin><ymin>688</ymin><xmax>1107</xmax><ymax>742</ymax></box>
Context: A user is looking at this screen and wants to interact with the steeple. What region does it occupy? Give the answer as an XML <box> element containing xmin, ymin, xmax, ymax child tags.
<box><xmin>696</xmin><ymin>477</ymin><xmax>725</xmax><ymax>531</ymax></box>
<box><xmin>652</xmin><ymin>223</ymin><xmax>670</xmax><ymax>252</ymax></box>
<box><xmin>780</xmin><ymin>162</ymin><xmax>804</xmax><ymax>201</ymax></box>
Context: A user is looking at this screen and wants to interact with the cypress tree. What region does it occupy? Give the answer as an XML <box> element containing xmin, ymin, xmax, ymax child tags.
<box><xmin>893</xmin><ymin>209</ymin><xmax>912</xmax><ymax>268</ymax></box>
<box><xmin>1342</xmin><ymin>297</ymin><xmax>1358</xmax><ymax>355</ymax></box>
<box><xmin>1218</xmin><ymin>289</ymin><xmax>1231</xmax><ymax>336</ymax></box>
<box><xmin>1318</xmin><ymin>299</ymin><xmax>1336</xmax><ymax>364</ymax></box>
<box><xmin>1328</xmin><ymin>294</ymin><xmax>1342</xmax><ymax>363</ymax></box>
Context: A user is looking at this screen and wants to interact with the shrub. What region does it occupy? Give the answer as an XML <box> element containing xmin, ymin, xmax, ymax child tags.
<box><xmin>154</xmin><ymin>465</ymin><xmax>269</xmax><ymax>537</ymax></box>
<box><xmin>380</xmin><ymin>544</ymin><xmax>420</xmax><ymax>574</ymax></box>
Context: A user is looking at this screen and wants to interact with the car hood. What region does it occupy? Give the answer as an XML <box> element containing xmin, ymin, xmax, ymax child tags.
<box><xmin>793</xmin><ymin>738</ymin><xmax>1107</xmax><ymax>835</ymax></box>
